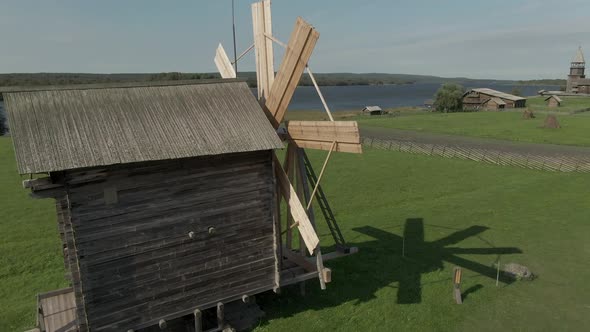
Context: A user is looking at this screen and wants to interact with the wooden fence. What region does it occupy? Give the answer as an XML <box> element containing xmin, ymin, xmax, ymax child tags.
<box><xmin>362</xmin><ymin>137</ymin><xmax>590</xmax><ymax>173</ymax></box>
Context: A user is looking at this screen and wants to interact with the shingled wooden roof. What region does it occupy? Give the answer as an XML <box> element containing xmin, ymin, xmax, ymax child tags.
<box><xmin>467</xmin><ymin>88</ymin><xmax>526</xmax><ymax>102</ymax></box>
<box><xmin>4</xmin><ymin>80</ymin><xmax>283</xmax><ymax>174</ymax></box>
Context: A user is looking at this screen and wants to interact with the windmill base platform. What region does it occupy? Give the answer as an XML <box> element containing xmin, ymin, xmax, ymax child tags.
<box><xmin>29</xmin><ymin>248</ymin><xmax>358</xmax><ymax>332</ymax></box>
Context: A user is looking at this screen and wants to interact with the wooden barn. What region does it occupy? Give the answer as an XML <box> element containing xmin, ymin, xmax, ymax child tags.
<box><xmin>362</xmin><ymin>105</ymin><xmax>385</xmax><ymax>115</ymax></box>
<box><xmin>545</xmin><ymin>95</ymin><xmax>562</xmax><ymax>108</ymax></box>
<box><xmin>3</xmin><ymin>80</ymin><xmax>311</xmax><ymax>331</ymax></box>
<box><xmin>462</xmin><ymin>88</ymin><xmax>526</xmax><ymax>110</ymax></box>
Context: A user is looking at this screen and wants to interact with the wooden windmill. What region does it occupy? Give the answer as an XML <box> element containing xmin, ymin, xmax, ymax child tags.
<box><xmin>215</xmin><ymin>0</ymin><xmax>362</xmax><ymax>290</ymax></box>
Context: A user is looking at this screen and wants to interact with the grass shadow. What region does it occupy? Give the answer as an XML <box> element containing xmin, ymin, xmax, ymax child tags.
<box><xmin>256</xmin><ymin>218</ymin><xmax>522</xmax><ymax>327</ymax></box>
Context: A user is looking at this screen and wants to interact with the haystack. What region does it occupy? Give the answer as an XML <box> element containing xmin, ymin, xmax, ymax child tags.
<box><xmin>543</xmin><ymin>114</ymin><xmax>561</xmax><ymax>128</ymax></box>
<box><xmin>522</xmin><ymin>110</ymin><xmax>535</xmax><ymax>119</ymax></box>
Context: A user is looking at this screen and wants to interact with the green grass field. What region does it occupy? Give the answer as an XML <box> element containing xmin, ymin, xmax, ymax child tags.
<box><xmin>357</xmin><ymin>111</ymin><xmax>590</xmax><ymax>147</ymax></box>
<box><xmin>526</xmin><ymin>95</ymin><xmax>590</xmax><ymax>113</ymax></box>
<box><xmin>285</xmin><ymin>96</ymin><xmax>590</xmax><ymax>147</ymax></box>
<box><xmin>2</xmin><ymin>136</ymin><xmax>589</xmax><ymax>331</ymax></box>
<box><xmin>0</xmin><ymin>138</ymin><xmax>68</xmax><ymax>331</ymax></box>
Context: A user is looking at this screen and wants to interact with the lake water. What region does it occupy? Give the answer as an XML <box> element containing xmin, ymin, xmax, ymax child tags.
<box><xmin>287</xmin><ymin>82</ymin><xmax>559</xmax><ymax>111</ymax></box>
<box><xmin>0</xmin><ymin>83</ymin><xmax>558</xmax><ymax>133</ymax></box>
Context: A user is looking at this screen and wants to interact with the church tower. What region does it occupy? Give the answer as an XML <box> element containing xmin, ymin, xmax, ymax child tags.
<box><xmin>567</xmin><ymin>46</ymin><xmax>585</xmax><ymax>93</ymax></box>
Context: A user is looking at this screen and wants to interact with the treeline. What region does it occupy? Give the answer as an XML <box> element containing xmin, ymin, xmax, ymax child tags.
<box><xmin>0</xmin><ymin>72</ymin><xmax>565</xmax><ymax>89</ymax></box>
<box><xmin>516</xmin><ymin>79</ymin><xmax>566</xmax><ymax>86</ymax></box>
<box><xmin>0</xmin><ymin>72</ymin><xmax>223</xmax><ymax>87</ymax></box>
<box><xmin>0</xmin><ymin>72</ymin><xmax>417</xmax><ymax>88</ymax></box>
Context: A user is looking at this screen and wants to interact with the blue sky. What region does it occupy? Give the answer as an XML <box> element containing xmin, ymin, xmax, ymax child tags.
<box><xmin>0</xmin><ymin>0</ymin><xmax>588</xmax><ymax>79</ymax></box>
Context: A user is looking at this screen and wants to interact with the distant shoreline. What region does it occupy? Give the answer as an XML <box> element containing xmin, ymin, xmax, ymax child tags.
<box><xmin>0</xmin><ymin>72</ymin><xmax>566</xmax><ymax>89</ymax></box>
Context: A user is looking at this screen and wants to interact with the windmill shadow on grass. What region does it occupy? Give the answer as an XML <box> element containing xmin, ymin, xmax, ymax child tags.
<box><xmin>353</xmin><ymin>218</ymin><xmax>522</xmax><ymax>304</ymax></box>
<box><xmin>256</xmin><ymin>218</ymin><xmax>522</xmax><ymax>327</ymax></box>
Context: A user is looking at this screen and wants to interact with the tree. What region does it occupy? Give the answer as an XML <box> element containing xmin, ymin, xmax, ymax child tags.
<box><xmin>511</xmin><ymin>87</ymin><xmax>522</xmax><ymax>96</ymax></box>
<box><xmin>434</xmin><ymin>83</ymin><xmax>464</xmax><ymax>112</ymax></box>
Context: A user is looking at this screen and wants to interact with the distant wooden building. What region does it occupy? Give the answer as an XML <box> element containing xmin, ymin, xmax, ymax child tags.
<box><xmin>545</xmin><ymin>95</ymin><xmax>562</xmax><ymax>108</ymax></box>
<box><xmin>483</xmin><ymin>97</ymin><xmax>506</xmax><ymax>110</ymax></box>
<box><xmin>362</xmin><ymin>105</ymin><xmax>385</xmax><ymax>115</ymax></box>
<box><xmin>566</xmin><ymin>46</ymin><xmax>590</xmax><ymax>94</ymax></box>
<box><xmin>4</xmin><ymin>80</ymin><xmax>291</xmax><ymax>331</ymax></box>
<box><xmin>462</xmin><ymin>88</ymin><xmax>526</xmax><ymax>110</ymax></box>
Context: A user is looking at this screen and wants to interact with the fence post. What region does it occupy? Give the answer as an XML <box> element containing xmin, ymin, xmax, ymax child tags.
<box><xmin>388</xmin><ymin>141</ymin><xmax>393</xmax><ymax>150</ymax></box>
<box><xmin>370</xmin><ymin>138</ymin><xmax>374</xmax><ymax>147</ymax></box>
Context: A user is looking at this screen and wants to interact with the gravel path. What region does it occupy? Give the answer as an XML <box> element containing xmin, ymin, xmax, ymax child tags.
<box><xmin>361</xmin><ymin>126</ymin><xmax>590</xmax><ymax>160</ymax></box>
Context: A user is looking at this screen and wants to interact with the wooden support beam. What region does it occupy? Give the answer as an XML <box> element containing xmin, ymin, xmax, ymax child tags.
<box><xmin>36</xmin><ymin>294</ymin><xmax>45</xmax><ymax>332</ymax></box>
<box><xmin>307</xmin><ymin>141</ymin><xmax>336</xmax><ymax>210</ymax></box>
<box><xmin>316</xmin><ymin>247</ymin><xmax>359</xmax><ymax>262</ymax></box>
<box><xmin>283</xmin><ymin>246</ymin><xmax>316</xmax><ymax>272</ymax></box>
<box><xmin>283</xmin><ymin>144</ymin><xmax>295</xmax><ymax>250</ymax></box>
<box><xmin>24</xmin><ymin>177</ymin><xmax>65</xmax><ymax>199</ymax></box>
<box><xmin>194</xmin><ymin>309</ymin><xmax>202</xmax><ymax>332</ymax></box>
<box><xmin>273</xmin><ymin>153</ymin><xmax>319</xmax><ymax>255</ymax></box>
<box><xmin>265</xmin><ymin>32</ymin><xmax>287</xmax><ymax>49</ymax></box>
<box><xmin>314</xmin><ymin>248</ymin><xmax>327</xmax><ymax>289</ymax></box>
<box><xmin>296</xmin><ymin>148</ymin><xmax>327</xmax><ymax>289</ymax></box>
<box><xmin>214</xmin><ymin>43</ymin><xmax>237</xmax><ymax>79</ymax></box>
<box><xmin>265</xmin><ymin>17</ymin><xmax>319</xmax><ymax>127</ymax></box>
<box><xmin>233</xmin><ymin>43</ymin><xmax>254</xmax><ymax>65</ymax></box>
<box><xmin>322</xmin><ymin>268</ymin><xmax>332</xmax><ymax>283</ymax></box>
<box><xmin>306</xmin><ymin>66</ymin><xmax>334</xmax><ymax>121</ymax></box>
<box><xmin>23</xmin><ymin>177</ymin><xmax>61</xmax><ymax>190</ymax></box>
<box><xmin>273</xmin><ymin>153</ymin><xmax>282</xmax><ymax>293</ymax></box>
<box><xmin>252</xmin><ymin>0</ymin><xmax>275</xmax><ymax>102</ymax></box>
<box><xmin>295</xmin><ymin>155</ymin><xmax>307</xmax><ymax>296</ymax></box>
<box><xmin>217</xmin><ymin>302</ymin><xmax>224</xmax><ymax>330</ymax></box>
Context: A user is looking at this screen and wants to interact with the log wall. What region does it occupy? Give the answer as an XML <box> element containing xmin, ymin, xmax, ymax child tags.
<box><xmin>62</xmin><ymin>151</ymin><xmax>277</xmax><ymax>331</ymax></box>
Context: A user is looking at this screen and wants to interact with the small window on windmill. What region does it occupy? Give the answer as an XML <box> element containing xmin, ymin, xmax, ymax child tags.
<box><xmin>104</xmin><ymin>186</ymin><xmax>118</xmax><ymax>205</ymax></box>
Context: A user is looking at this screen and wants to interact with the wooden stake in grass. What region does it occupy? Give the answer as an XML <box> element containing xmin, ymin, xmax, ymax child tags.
<box><xmin>453</xmin><ymin>267</ymin><xmax>463</xmax><ymax>304</ymax></box>
<box><xmin>496</xmin><ymin>259</ymin><xmax>501</xmax><ymax>287</ymax></box>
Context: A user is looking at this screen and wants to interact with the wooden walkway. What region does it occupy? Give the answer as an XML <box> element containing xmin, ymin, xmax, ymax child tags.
<box><xmin>38</xmin><ymin>288</ymin><xmax>77</xmax><ymax>332</ymax></box>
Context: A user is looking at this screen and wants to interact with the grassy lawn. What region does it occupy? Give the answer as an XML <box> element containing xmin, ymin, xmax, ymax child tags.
<box><xmin>357</xmin><ymin>111</ymin><xmax>590</xmax><ymax>146</ymax></box>
<box><xmin>0</xmin><ymin>137</ymin><xmax>67</xmax><ymax>331</ymax></box>
<box><xmin>527</xmin><ymin>95</ymin><xmax>590</xmax><ymax>113</ymax></box>
<box><xmin>2</xmin><ymin>136</ymin><xmax>589</xmax><ymax>331</ymax></box>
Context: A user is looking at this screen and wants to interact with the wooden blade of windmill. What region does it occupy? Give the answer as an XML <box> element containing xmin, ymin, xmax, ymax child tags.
<box><xmin>273</xmin><ymin>153</ymin><xmax>320</xmax><ymax>255</ymax></box>
<box><xmin>252</xmin><ymin>0</ymin><xmax>275</xmax><ymax>102</ymax></box>
<box><xmin>214</xmin><ymin>43</ymin><xmax>237</xmax><ymax>79</ymax></box>
<box><xmin>264</xmin><ymin>17</ymin><xmax>319</xmax><ymax>128</ymax></box>
<box><xmin>287</xmin><ymin>120</ymin><xmax>363</xmax><ymax>153</ymax></box>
